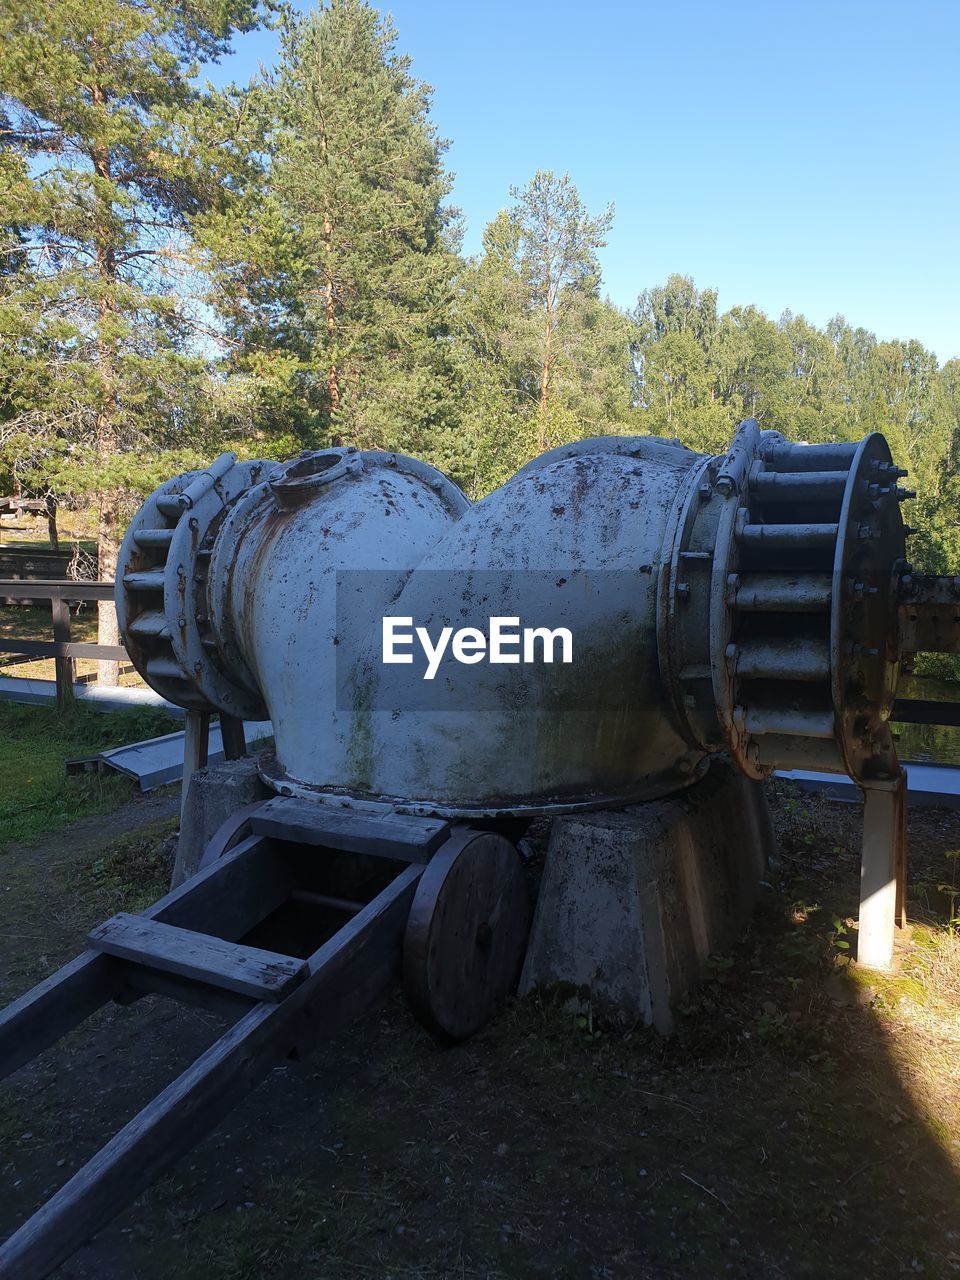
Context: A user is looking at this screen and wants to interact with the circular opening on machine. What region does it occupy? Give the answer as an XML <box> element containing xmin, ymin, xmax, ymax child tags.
<box><xmin>269</xmin><ymin>449</ymin><xmax>358</xmax><ymax>506</ymax></box>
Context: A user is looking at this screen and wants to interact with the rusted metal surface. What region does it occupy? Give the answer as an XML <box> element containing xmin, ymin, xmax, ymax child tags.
<box><xmin>898</xmin><ymin>574</ymin><xmax>960</xmax><ymax>655</ymax></box>
<box><xmin>118</xmin><ymin>426</ymin><xmax>960</xmax><ymax>821</ymax></box>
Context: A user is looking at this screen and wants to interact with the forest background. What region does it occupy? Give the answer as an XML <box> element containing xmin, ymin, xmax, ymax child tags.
<box><xmin>0</xmin><ymin>0</ymin><xmax>957</xmax><ymax>676</ymax></box>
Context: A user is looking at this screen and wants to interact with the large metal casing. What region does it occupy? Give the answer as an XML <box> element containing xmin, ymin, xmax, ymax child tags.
<box><xmin>211</xmin><ymin>437</ymin><xmax>707</xmax><ymax>815</ymax></box>
<box><xmin>331</xmin><ymin>436</ymin><xmax>707</xmax><ymax>814</ymax></box>
<box><xmin>119</xmin><ymin>422</ymin><xmax>954</xmax><ymax>822</ymax></box>
<box><xmin>206</xmin><ymin>449</ymin><xmax>469</xmax><ymax>802</ymax></box>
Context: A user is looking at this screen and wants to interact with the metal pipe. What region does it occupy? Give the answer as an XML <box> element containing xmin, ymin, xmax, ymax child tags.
<box><xmin>733</xmin><ymin>640</ymin><xmax>830</xmax><ymax>682</ymax></box>
<box><xmin>731</xmin><ymin>573</ymin><xmax>832</xmax><ymax>612</ymax></box>
<box><xmin>127</xmin><ymin>611</ymin><xmax>171</xmax><ymax>639</ymax></box>
<box><xmin>736</xmin><ymin>521</ymin><xmax>839</xmax><ymax>549</ymax></box>
<box><xmin>762</xmin><ymin>442</ymin><xmax>858</xmax><ymax>472</ymax></box>
<box><xmin>750</xmin><ymin>470</ymin><xmax>848</xmax><ymax>501</ymax></box>
<box><xmin>743</xmin><ymin>705</ymin><xmax>835</xmax><ymax>738</ymax></box>
<box><xmin>146</xmin><ymin>655</ymin><xmax>186</xmax><ymax>682</ymax></box>
<box><xmin>122</xmin><ymin>570</ymin><xmax>165</xmax><ymax>592</ymax></box>
<box><xmin>132</xmin><ymin>528</ymin><xmax>174</xmax><ymax>550</ymax></box>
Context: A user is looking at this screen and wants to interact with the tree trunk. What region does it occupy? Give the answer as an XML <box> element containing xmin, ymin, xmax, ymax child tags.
<box><xmin>537</xmin><ymin>331</ymin><xmax>552</xmax><ymax>451</ymax></box>
<box><xmin>45</xmin><ymin>495</ymin><xmax>58</xmax><ymax>552</ymax></box>
<box><xmin>96</xmin><ymin>482</ymin><xmax>121</xmax><ymax>686</ymax></box>
<box><xmin>324</xmin><ymin>232</ymin><xmax>339</xmax><ymax>416</ymax></box>
<box><xmin>318</xmin><ymin>103</ymin><xmax>340</xmax><ymax>423</ymax></box>
<box><xmin>537</xmin><ymin>223</ymin><xmax>554</xmax><ymax>453</ymax></box>
<box><xmin>91</xmin><ymin>80</ymin><xmax>121</xmax><ymax>686</ymax></box>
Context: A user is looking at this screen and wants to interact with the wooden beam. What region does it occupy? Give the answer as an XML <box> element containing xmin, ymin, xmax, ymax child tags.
<box><xmin>114</xmin><ymin>964</ymin><xmax>257</xmax><ymax>1020</ymax></box>
<box><xmin>0</xmin><ymin>836</ymin><xmax>287</xmax><ymax>1085</ymax></box>
<box><xmin>180</xmin><ymin>711</ymin><xmax>210</xmax><ymax>828</ymax></box>
<box><xmin>251</xmin><ymin>797</ymin><xmax>449</xmax><ymax>862</ymax></box>
<box><xmin>146</xmin><ymin>834</ymin><xmax>293</xmax><ymax>938</ymax></box>
<box><xmin>50</xmin><ymin>595</ymin><xmax>74</xmax><ymax>711</ymax></box>
<box><xmin>0</xmin><ymin>639</ymin><xmax>128</xmax><ymax>660</ymax></box>
<box><xmin>0</xmin><ymin>580</ymin><xmax>115</xmax><ymax>602</ymax></box>
<box><xmin>219</xmin><ymin>714</ymin><xmax>247</xmax><ymax>761</ymax></box>
<box><xmin>858</xmin><ymin>771</ymin><xmax>907</xmax><ymax>970</ymax></box>
<box><xmin>0</xmin><ymin>863</ymin><xmax>423</xmax><ymax>1280</ymax></box>
<box><xmin>0</xmin><ymin>952</ymin><xmax>119</xmax><ymax>1083</ymax></box>
<box><xmin>89</xmin><ymin>914</ymin><xmax>307</xmax><ymax>1002</ymax></box>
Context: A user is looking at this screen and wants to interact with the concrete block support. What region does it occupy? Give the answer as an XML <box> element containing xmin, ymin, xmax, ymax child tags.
<box><xmin>519</xmin><ymin>760</ymin><xmax>775</xmax><ymax>1032</ymax></box>
<box><xmin>173</xmin><ymin>757</ymin><xmax>269</xmax><ymax>887</ymax></box>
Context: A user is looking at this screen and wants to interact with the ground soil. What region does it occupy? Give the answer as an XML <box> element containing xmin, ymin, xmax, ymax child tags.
<box><xmin>1</xmin><ymin>782</ymin><xmax>959</xmax><ymax>1279</ymax></box>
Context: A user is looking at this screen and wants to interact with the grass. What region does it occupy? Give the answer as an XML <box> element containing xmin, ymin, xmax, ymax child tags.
<box><xmin>73</xmin><ymin>814</ymin><xmax>179</xmax><ymax>914</ymax></box>
<box><xmin>0</xmin><ymin>700</ymin><xmax>178</xmax><ymax>846</ymax></box>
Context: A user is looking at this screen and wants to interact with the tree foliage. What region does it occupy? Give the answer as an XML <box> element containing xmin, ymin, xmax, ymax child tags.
<box><xmin>0</xmin><ymin>0</ymin><xmax>957</xmax><ymax>676</ymax></box>
<box><xmin>220</xmin><ymin>0</ymin><xmax>461</xmax><ymax>457</ymax></box>
<box><xmin>0</xmin><ymin>0</ymin><xmax>271</xmax><ymax>674</ymax></box>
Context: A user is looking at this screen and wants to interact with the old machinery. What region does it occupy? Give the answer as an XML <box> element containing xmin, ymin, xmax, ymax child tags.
<box><xmin>2</xmin><ymin>420</ymin><xmax>958</xmax><ymax>1279</ymax></box>
<box><xmin>116</xmin><ymin>422</ymin><xmax>958</xmax><ymax>810</ymax></box>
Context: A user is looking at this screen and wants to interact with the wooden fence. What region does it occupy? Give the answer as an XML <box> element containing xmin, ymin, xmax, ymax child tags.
<box><xmin>0</xmin><ymin>580</ymin><xmax>126</xmax><ymax>709</ymax></box>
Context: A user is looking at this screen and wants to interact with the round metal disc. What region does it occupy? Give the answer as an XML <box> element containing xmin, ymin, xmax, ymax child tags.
<box><xmin>403</xmin><ymin>829</ymin><xmax>530</xmax><ymax>1041</ymax></box>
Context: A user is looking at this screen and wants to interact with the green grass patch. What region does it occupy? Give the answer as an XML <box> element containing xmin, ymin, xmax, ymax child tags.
<box><xmin>0</xmin><ymin>701</ymin><xmax>178</xmax><ymax>847</ymax></box>
<box><xmin>73</xmin><ymin>815</ymin><xmax>178</xmax><ymax>913</ymax></box>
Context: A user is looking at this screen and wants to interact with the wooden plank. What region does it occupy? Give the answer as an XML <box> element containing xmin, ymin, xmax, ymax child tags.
<box><xmin>146</xmin><ymin>833</ymin><xmax>293</xmax><ymax>937</ymax></box>
<box><xmin>88</xmin><ymin>913</ymin><xmax>307</xmax><ymax>1002</ymax></box>
<box><xmin>113</xmin><ymin>964</ymin><xmax>257</xmax><ymax>1020</ymax></box>
<box><xmin>0</xmin><ymin>639</ymin><xmax>128</xmax><ymax>660</ymax></box>
<box><xmin>0</xmin><ymin>863</ymin><xmax>423</xmax><ymax>1280</ymax></box>
<box><xmin>0</xmin><ymin>836</ymin><xmax>287</xmax><ymax>1084</ymax></box>
<box><xmin>51</xmin><ymin>595</ymin><xmax>75</xmax><ymax>710</ymax></box>
<box><xmin>892</xmin><ymin>697</ymin><xmax>960</xmax><ymax>728</ymax></box>
<box><xmin>0</xmin><ymin>952</ymin><xmax>120</xmax><ymax>1083</ymax></box>
<box><xmin>180</xmin><ymin>710</ymin><xmax>210</xmax><ymax>828</ymax></box>
<box><xmin>251</xmin><ymin>797</ymin><xmax>449</xmax><ymax>862</ymax></box>
<box><xmin>0</xmin><ymin>580</ymin><xmax>114</xmax><ymax>602</ymax></box>
<box><xmin>858</xmin><ymin>772</ymin><xmax>907</xmax><ymax>970</ymax></box>
<box><xmin>220</xmin><ymin>714</ymin><xmax>247</xmax><ymax>760</ymax></box>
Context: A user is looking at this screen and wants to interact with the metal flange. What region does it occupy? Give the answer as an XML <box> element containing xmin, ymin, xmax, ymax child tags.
<box><xmin>116</xmin><ymin>453</ymin><xmax>270</xmax><ymax>717</ymax></box>
<box><xmin>659</xmin><ymin>420</ymin><xmax>908</xmax><ymax>784</ymax></box>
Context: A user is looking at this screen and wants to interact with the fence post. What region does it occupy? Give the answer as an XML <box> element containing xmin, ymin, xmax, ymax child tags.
<box><xmin>51</xmin><ymin>593</ymin><xmax>75</xmax><ymax>711</ymax></box>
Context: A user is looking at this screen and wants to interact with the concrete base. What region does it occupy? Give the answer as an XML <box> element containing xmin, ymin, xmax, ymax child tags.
<box><xmin>174</xmin><ymin>757</ymin><xmax>269</xmax><ymax>886</ymax></box>
<box><xmin>519</xmin><ymin>760</ymin><xmax>775</xmax><ymax>1032</ymax></box>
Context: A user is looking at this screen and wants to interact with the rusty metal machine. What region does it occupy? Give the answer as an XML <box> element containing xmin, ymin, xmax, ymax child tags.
<box><xmin>113</xmin><ymin>422</ymin><xmax>957</xmax><ymax>810</ymax></box>
<box><xmin>1</xmin><ymin>420</ymin><xmax>958</xmax><ymax>1277</ymax></box>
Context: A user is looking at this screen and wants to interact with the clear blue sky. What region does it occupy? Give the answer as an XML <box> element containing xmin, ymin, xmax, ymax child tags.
<box><xmin>215</xmin><ymin>0</ymin><xmax>960</xmax><ymax>364</ymax></box>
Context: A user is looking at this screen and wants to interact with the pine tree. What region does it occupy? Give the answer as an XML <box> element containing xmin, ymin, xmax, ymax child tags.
<box><xmin>257</xmin><ymin>0</ymin><xmax>459</xmax><ymax>455</ymax></box>
<box><xmin>0</xmin><ymin>0</ymin><xmax>269</xmax><ymax>681</ymax></box>
<box><xmin>453</xmin><ymin>172</ymin><xmax>635</xmax><ymax>489</ymax></box>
